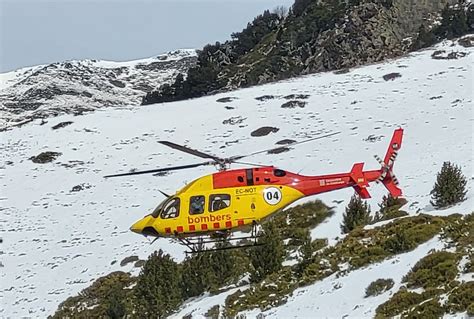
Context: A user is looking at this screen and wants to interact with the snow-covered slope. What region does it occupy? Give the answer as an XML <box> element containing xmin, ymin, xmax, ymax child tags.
<box><xmin>0</xmin><ymin>50</ymin><xmax>197</xmax><ymax>129</ymax></box>
<box><xmin>0</xmin><ymin>38</ymin><xmax>472</xmax><ymax>318</ymax></box>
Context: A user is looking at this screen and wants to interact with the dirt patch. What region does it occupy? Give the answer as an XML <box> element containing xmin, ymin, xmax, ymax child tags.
<box><xmin>251</xmin><ymin>126</ymin><xmax>280</xmax><ymax>137</ymax></box>
<box><xmin>281</xmin><ymin>100</ymin><xmax>307</xmax><ymax>108</ymax></box>
<box><xmin>383</xmin><ymin>73</ymin><xmax>402</xmax><ymax>81</ymax></box>
<box><xmin>29</xmin><ymin>151</ymin><xmax>62</xmax><ymax>163</ymax></box>
<box><xmin>52</xmin><ymin>121</ymin><xmax>73</xmax><ymax>130</ymax></box>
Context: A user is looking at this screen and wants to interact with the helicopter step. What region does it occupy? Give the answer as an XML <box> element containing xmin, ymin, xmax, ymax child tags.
<box><xmin>178</xmin><ymin>222</ymin><xmax>264</xmax><ymax>254</ymax></box>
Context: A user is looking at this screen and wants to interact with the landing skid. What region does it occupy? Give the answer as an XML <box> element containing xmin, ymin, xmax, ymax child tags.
<box><xmin>178</xmin><ymin>222</ymin><xmax>264</xmax><ymax>254</ymax></box>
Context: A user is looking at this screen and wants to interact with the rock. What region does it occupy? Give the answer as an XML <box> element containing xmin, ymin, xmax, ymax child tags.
<box><xmin>267</xmin><ymin>147</ymin><xmax>290</xmax><ymax>155</ymax></box>
<box><xmin>51</xmin><ymin>121</ymin><xmax>73</xmax><ymax>130</ymax></box>
<box><xmin>255</xmin><ymin>95</ymin><xmax>277</xmax><ymax>101</ymax></box>
<box><xmin>222</xmin><ymin>116</ymin><xmax>246</xmax><ymax>125</ymax></box>
<box><xmin>431</xmin><ymin>50</ymin><xmax>468</xmax><ymax>60</ymax></box>
<box><xmin>216</xmin><ymin>97</ymin><xmax>237</xmax><ymax>103</ymax></box>
<box><xmin>29</xmin><ymin>151</ymin><xmax>62</xmax><ymax>164</ymax></box>
<box><xmin>383</xmin><ymin>73</ymin><xmax>402</xmax><ymax>81</ymax></box>
<box><xmin>283</xmin><ymin>94</ymin><xmax>310</xmax><ymax>100</ymax></box>
<box><xmin>281</xmin><ymin>100</ymin><xmax>307</xmax><ymax>108</ymax></box>
<box><xmin>276</xmin><ymin>139</ymin><xmax>296</xmax><ymax>145</ymax></box>
<box><xmin>120</xmin><ymin>255</ymin><xmax>139</xmax><ymax>267</ymax></box>
<box><xmin>458</xmin><ymin>35</ymin><xmax>474</xmax><ymax>48</ymax></box>
<box><xmin>251</xmin><ymin>126</ymin><xmax>280</xmax><ymax>137</ymax></box>
<box><xmin>109</xmin><ymin>79</ymin><xmax>126</xmax><ymax>88</ymax></box>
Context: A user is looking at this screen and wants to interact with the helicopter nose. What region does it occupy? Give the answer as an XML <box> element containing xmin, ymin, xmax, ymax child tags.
<box><xmin>130</xmin><ymin>216</ymin><xmax>153</xmax><ymax>235</ymax></box>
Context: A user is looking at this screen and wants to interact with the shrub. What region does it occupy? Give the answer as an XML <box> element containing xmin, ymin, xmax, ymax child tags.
<box><xmin>373</xmin><ymin>195</ymin><xmax>408</xmax><ymax>222</ymax></box>
<box><xmin>404</xmin><ymin>298</ymin><xmax>444</xmax><ymax>319</ymax></box>
<box><xmin>51</xmin><ymin>271</ymin><xmax>134</xmax><ymax>318</ymax></box>
<box><xmin>446</xmin><ymin>282</ymin><xmax>474</xmax><ymax>313</ymax></box>
<box><xmin>430</xmin><ymin>162</ymin><xmax>467</xmax><ymax>209</ymax></box>
<box><xmin>365</xmin><ymin>278</ymin><xmax>394</xmax><ymax>297</ymax></box>
<box><xmin>341</xmin><ymin>194</ymin><xmax>371</xmax><ymax>233</ymax></box>
<box><xmin>205</xmin><ymin>304</ymin><xmax>220</xmax><ymax>319</ymax></box>
<box><xmin>375</xmin><ymin>288</ymin><xmax>441</xmax><ymax>318</ymax></box>
<box><xmin>402</xmin><ymin>251</ymin><xmax>459</xmax><ymax>289</ymax></box>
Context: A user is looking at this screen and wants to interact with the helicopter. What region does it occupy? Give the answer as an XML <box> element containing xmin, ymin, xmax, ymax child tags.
<box><xmin>105</xmin><ymin>128</ymin><xmax>403</xmax><ymax>253</ymax></box>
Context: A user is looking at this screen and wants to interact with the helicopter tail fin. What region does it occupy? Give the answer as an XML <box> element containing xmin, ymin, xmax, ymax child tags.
<box><xmin>375</xmin><ymin>128</ymin><xmax>404</xmax><ymax>197</ymax></box>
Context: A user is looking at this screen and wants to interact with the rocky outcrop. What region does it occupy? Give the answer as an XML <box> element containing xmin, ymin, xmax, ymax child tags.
<box><xmin>0</xmin><ymin>50</ymin><xmax>197</xmax><ymax>128</ymax></box>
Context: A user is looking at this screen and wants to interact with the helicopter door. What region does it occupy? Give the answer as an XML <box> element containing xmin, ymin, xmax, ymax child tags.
<box><xmin>245</xmin><ymin>169</ymin><xmax>254</xmax><ymax>186</ymax></box>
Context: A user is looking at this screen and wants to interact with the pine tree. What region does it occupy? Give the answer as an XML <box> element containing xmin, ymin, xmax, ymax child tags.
<box><xmin>430</xmin><ymin>162</ymin><xmax>467</xmax><ymax>209</ymax></box>
<box><xmin>340</xmin><ymin>194</ymin><xmax>372</xmax><ymax>233</ymax></box>
<box><xmin>134</xmin><ymin>250</ymin><xmax>182</xmax><ymax>319</ymax></box>
<box><xmin>180</xmin><ymin>253</ymin><xmax>214</xmax><ymax>299</ymax></box>
<box><xmin>249</xmin><ymin>221</ymin><xmax>285</xmax><ymax>283</ymax></box>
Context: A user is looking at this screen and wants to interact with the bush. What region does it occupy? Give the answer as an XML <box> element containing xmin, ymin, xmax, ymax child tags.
<box><xmin>402</xmin><ymin>251</ymin><xmax>459</xmax><ymax>289</ymax></box>
<box><xmin>365</xmin><ymin>278</ymin><xmax>394</xmax><ymax>297</ymax></box>
<box><xmin>375</xmin><ymin>288</ymin><xmax>441</xmax><ymax>318</ymax></box>
<box><xmin>341</xmin><ymin>194</ymin><xmax>371</xmax><ymax>233</ymax></box>
<box><xmin>430</xmin><ymin>162</ymin><xmax>467</xmax><ymax>209</ymax></box>
<box><xmin>373</xmin><ymin>195</ymin><xmax>408</xmax><ymax>222</ymax></box>
<box><xmin>446</xmin><ymin>282</ymin><xmax>474</xmax><ymax>313</ymax></box>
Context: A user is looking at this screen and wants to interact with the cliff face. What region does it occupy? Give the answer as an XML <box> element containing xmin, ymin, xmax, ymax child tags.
<box><xmin>224</xmin><ymin>0</ymin><xmax>455</xmax><ymax>88</ymax></box>
<box><xmin>143</xmin><ymin>0</ymin><xmax>469</xmax><ymax>105</ymax></box>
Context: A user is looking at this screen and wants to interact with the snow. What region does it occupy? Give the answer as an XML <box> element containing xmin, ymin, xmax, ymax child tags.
<box><xmin>0</xmin><ymin>38</ymin><xmax>472</xmax><ymax>317</ymax></box>
<box><xmin>170</xmin><ymin>286</ymin><xmax>249</xmax><ymax>319</ymax></box>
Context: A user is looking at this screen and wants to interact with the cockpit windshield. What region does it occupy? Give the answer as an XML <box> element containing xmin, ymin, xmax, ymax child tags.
<box><xmin>151</xmin><ymin>197</ymin><xmax>180</xmax><ymax>219</ymax></box>
<box><xmin>151</xmin><ymin>198</ymin><xmax>169</xmax><ymax>218</ymax></box>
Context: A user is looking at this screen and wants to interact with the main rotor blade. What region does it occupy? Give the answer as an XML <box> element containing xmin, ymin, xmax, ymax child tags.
<box><xmin>159</xmin><ymin>141</ymin><xmax>224</xmax><ymax>162</ymax></box>
<box><xmin>104</xmin><ymin>162</ymin><xmax>212</xmax><ymax>178</ymax></box>
<box><xmin>229</xmin><ymin>131</ymin><xmax>341</xmax><ymax>161</ymax></box>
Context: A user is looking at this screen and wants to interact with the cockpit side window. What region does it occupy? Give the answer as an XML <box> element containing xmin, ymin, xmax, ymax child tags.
<box><xmin>160</xmin><ymin>198</ymin><xmax>180</xmax><ymax>219</ymax></box>
<box><xmin>189</xmin><ymin>195</ymin><xmax>205</xmax><ymax>215</ymax></box>
<box><xmin>209</xmin><ymin>194</ymin><xmax>231</xmax><ymax>212</ymax></box>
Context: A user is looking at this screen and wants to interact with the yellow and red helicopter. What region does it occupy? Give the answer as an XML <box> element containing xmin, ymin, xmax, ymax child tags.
<box><xmin>105</xmin><ymin>129</ymin><xmax>403</xmax><ymax>252</ymax></box>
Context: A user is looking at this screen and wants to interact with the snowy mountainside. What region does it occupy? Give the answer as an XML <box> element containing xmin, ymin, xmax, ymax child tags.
<box><xmin>0</xmin><ymin>50</ymin><xmax>197</xmax><ymax>129</ymax></box>
<box><xmin>1</xmin><ymin>37</ymin><xmax>473</xmax><ymax>318</ymax></box>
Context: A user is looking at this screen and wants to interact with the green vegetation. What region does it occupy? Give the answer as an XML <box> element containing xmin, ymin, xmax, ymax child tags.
<box><xmin>373</xmin><ymin>195</ymin><xmax>408</xmax><ymax>223</ymax></box>
<box><xmin>430</xmin><ymin>161</ymin><xmax>467</xmax><ymax>209</ymax></box>
<box><xmin>365</xmin><ymin>278</ymin><xmax>394</xmax><ymax>297</ymax></box>
<box><xmin>51</xmin><ymin>271</ymin><xmax>135</xmax><ymax>319</ymax></box>
<box><xmin>134</xmin><ymin>250</ymin><xmax>182</xmax><ymax>318</ymax></box>
<box><xmin>402</xmin><ymin>251</ymin><xmax>459</xmax><ymax>289</ymax></box>
<box><xmin>341</xmin><ymin>194</ymin><xmax>372</xmax><ymax>233</ymax></box>
<box><xmin>375</xmin><ymin>213</ymin><xmax>474</xmax><ymax>318</ymax></box>
<box><xmin>205</xmin><ymin>304</ymin><xmax>220</xmax><ymax>319</ymax></box>
<box><xmin>249</xmin><ymin>221</ymin><xmax>285</xmax><ymax>283</ymax></box>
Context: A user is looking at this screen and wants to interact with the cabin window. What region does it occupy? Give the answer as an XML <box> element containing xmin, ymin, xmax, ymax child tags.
<box><xmin>274</xmin><ymin>169</ymin><xmax>286</xmax><ymax>177</ymax></box>
<box><xmin>189</xmin><ymin>195</ymin><xmax>205</xmax><ymax>215</ymax></box>
<box><xmin>160</xmin><ymin>198</ymin><xmax>180</xmax><ymax>219</ymax></box>
<box><xmin>209</xmin><ymin>194</ymin><xmax>231</xmax><ymax>212</ymax></box>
